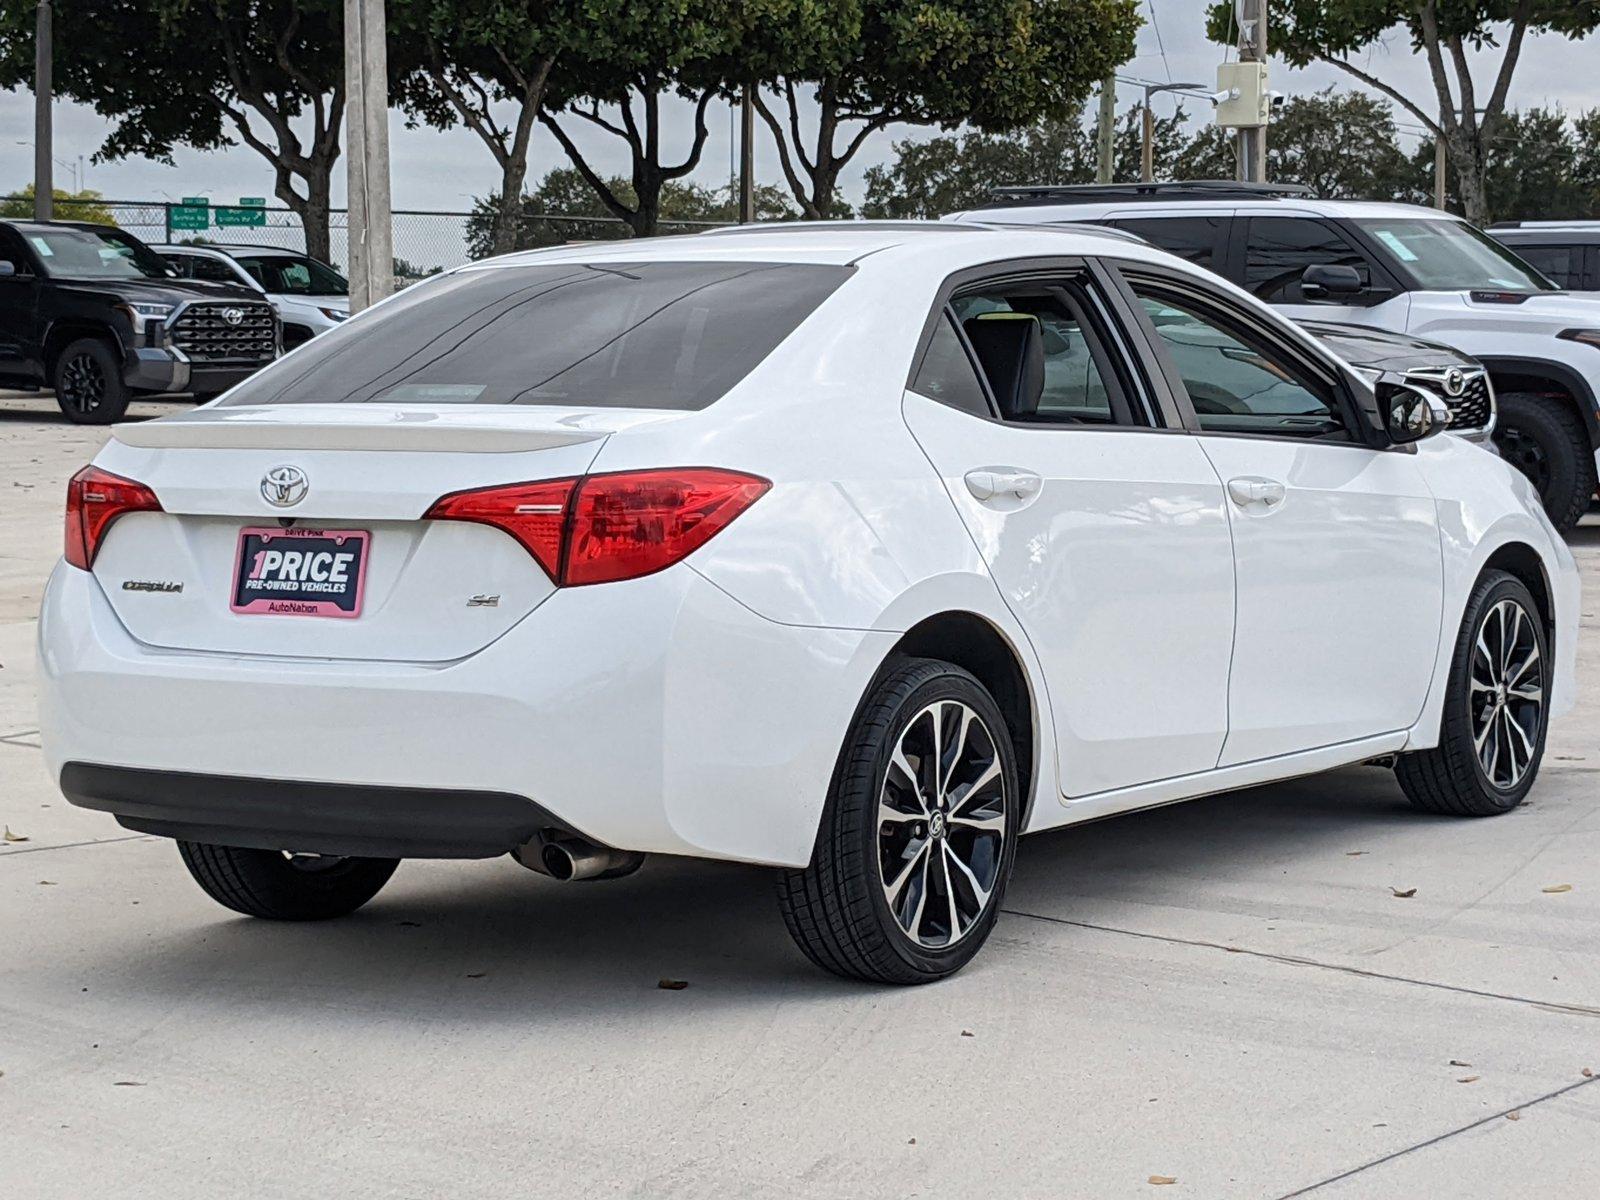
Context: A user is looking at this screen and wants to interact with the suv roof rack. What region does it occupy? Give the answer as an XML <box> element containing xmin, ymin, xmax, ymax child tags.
<box><xmin>978</xmin><ymin>180</ymin><xmax>1315</xmax><ymax>208</ymax></box>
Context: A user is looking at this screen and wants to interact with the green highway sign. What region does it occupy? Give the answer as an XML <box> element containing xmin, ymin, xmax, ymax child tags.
<box><xmin>217</xmin><ymin>196</ymin><xmax>267</xmax><ymax>228</ymax></box>
<box><xmin>169</xmin><ymin>197</ymin><xmax>210</xmax><ymax>231</ymax></box>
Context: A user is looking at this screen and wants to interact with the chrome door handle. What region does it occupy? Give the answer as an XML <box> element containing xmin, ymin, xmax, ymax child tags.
<box><xmin>965</xmin><ymin>469</ymin><xmax>1042</xmax><ymax>501</ymax></box>
<box><xmin>1226</xmin><ymin>476</ymin><xmax>1286</xmax><ymax>507</ymax></box>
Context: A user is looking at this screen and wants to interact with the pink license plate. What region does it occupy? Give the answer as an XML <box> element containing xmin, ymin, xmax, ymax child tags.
<box><xmin>231</xmin><ymin>527</ymin><xmax>369</xmax><ymax>618</ymax></box>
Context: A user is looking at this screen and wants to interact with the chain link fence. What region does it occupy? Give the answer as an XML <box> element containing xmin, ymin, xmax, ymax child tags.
<box><xmin>35</xmin><ymin>197</ymin><xmax>732</xmax><ymax>282</ymax></box>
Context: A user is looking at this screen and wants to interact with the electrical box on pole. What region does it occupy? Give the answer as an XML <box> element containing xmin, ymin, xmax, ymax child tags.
<box><xmin>1214</xmin><ymin>62</ymin><xmax>1269</xmax><ymax>128</ymax></box>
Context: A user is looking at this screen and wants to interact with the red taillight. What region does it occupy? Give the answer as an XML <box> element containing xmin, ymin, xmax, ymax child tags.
<box><xmin>425</xmin><ymin>468</ymin><xmax>770</xmax><ymax>587</ymax></box>
<box><xmin>64</xmin><ymin>465</ymin><xmax>163</xmax><ymax>570</ymax></box>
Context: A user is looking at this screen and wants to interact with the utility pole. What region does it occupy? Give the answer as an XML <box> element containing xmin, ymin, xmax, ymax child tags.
<box><xmin>1236</xmin><ymin>0</ymin><xmax>1268</xmax><ymax>182</ymax></box>
<box><xmin>345</xmin><ymin>0</ymin><xmax>393</xmax><ymax>312</ymax></box>
<box><xmin>1095</xmin><ymin>73</ymin><xmax>1116</xmax><ymax>184</ymax></box>
<box><xmin>739</xmin><ymin>80</ymin><xmax>755</xmax><ymax>223</ymax></box>
<box><xmin>33</xmin><ymin>0</ymin><xmax>52</xmax><ymax>220</ymax></box>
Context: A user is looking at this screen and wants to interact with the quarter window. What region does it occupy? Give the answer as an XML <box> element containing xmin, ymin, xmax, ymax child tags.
<box><xmin>1243</xmin><ymin>218</ymin><xmax>1374</xmax><ymax>302</ymax></box>
<box><xmin>910</xmin><ymin>312</ymin><xmax>993</xmax><ymax>417</ymax></box>
<box><xmin>1133</xmin><ymin>287</ymin><xmax>1348</xmax><ymax>439</ymax></box>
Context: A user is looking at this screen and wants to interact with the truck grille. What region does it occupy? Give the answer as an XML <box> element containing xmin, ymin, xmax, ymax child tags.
<box><xmin>170</xmin><ymin>302</ymin><xmax>278</xmax><ymax>363</ymax></box>
<box><xmin>1405</xmin><ymin>367</ymin><xmax>1494</xmax><ymax>433</ymax></box>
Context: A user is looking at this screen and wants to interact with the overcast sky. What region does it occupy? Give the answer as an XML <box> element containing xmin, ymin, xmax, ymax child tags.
<box><xmin>1</xmin><ymin>2</ymin><xmax>1596</xmax><ymax>216</ymax></box>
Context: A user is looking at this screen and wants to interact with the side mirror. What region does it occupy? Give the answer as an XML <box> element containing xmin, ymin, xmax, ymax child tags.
<box><xmin>0</xmin><ymin>261</ymin><xmax>16</xmax><ymax>277</ymax></box>
<box><xmin>1380</xmin><ymin>381</ymin><xmax>1451</xmax><ymax>445</ymax></box>
<box><xmin>1301</xmin><ymin>263</ymin><xmax>1363</xmax><ymax>300</ymax></box>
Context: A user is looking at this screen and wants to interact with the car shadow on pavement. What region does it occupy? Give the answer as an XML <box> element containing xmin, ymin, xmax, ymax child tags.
<box><xmin>72</xmin><ymin>765</ymin><xmax>1432</xmax><ymax>1022</ymax></box>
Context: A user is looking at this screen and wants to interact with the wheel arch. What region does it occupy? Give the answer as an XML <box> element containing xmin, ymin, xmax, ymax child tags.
<box><xmin>1481</xmin><ymin>540</ymin><xmax>1554</xmax><ymax>647</ymax></box>
<box><xmin>43</xmin><ymin>320</ymin><xmax>123</xmax><ymax>378</ymax></box>
<box><xmin>1478</xmin><ymin>355</ymin><xmax>1600</xmax><ymax>447</ymax></box>
<box><xmin>877</xmin><ymin>610</ymin><xmax>1045</xmax><ymax>831</ymax></box>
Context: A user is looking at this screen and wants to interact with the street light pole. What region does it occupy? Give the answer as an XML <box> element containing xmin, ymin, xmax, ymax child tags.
<box><xmin>1237</xmin><ymin>0</ymin><xmax>1268</xmax><ymax>182</ymax></box>
<box><xmin>1140</xmin><ymin>81</ymin><xmax>1206</xmax><ymax>183</ymax></box>
<box><xmin>34</xmin><ymin>0</ymin><xmax>52</xmax><ymax>220</ymax></box>
<box><xmin>344</xmin><ymin>0</ymin><xmax>393</xmax><ymax>312</ymax></box>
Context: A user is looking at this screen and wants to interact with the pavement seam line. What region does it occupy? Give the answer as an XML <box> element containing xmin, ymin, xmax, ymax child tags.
<box><xmin>1270</xmin><ymin>1074</ymin><xmax>1600</xmax><ymax>1198</ymax></box>
<box><xmin>0</xmin><ymin>834</ymin><xmax>151</xmax><ymax>857</ymax></box>
<box><xmin>1001</xmin><ymin>908</ymin><xmax>1600</xmax><ymax>1019</ymax></box>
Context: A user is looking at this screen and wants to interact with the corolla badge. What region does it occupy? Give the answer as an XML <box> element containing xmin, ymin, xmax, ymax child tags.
<box><xmin>261</xmin><ymin>465</ymin><xmax>309</xmax><ymax>508</ymax></box>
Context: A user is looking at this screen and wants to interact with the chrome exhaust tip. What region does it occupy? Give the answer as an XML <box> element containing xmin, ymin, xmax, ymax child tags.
<box><xmin>513</xmin><ymin>833</ymin><xmax>644</xmax><ymax>882</ymax></box>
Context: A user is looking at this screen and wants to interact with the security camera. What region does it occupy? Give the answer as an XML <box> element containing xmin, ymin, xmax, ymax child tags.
<box><xmin>1268</xmin><ymin>91</ymin><xmax>1287</xmax><ymax>110</ymax></box>
<box><xmin>1210</xmin><ymin>87</ymin><xmax>1240</xmax><ymax>106</ymax></box>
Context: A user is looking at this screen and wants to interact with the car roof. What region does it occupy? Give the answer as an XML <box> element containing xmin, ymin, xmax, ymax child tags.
<box><xmin>151</xmin><ymin>243</ymin><xmax>303</xmax><ymax>258</ymax></box>
<box><xmin>468</xmin><ymin>219</ymin><xmax>1166</xmax><ymax>272</ymax></box>
<box><xmin>4</xmin><ymin>218</ymin><xmax>126</xmax><ymax>233</ymax></box>
<box><xmin>1489</xmin><ymin>223</ymin><xmax>1600</xmax><ymax>242</ymax></box>
<box><xmin>953</xmin><ymin>194</ymin><xmax>1461</xmax><ymax>226</ymax></box>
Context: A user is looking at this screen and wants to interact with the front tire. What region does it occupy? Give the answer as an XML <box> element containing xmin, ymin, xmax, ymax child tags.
<box><xmin>53</xmin><ymin>337</ymin><xmax>131</xmax><ymax>425</ymax></box>
<box><xmin>1396</xmin><ymin>571</ymin><xmax>1549</xmax><ymax>816</ymax></box>
<box><xmin>1492</xmin><ymin>392</ymin><xmax>1596</xmax><ymax>533</ymax></box>
<box><xmin>177</xmin><ymin>841</ymin><xmax>398</xmax><ymax>920</ymax></box>
<box><xmin>778</xmin><ymin>658</ymin><xmax>1021</xmax><ymax>984</ymax></box>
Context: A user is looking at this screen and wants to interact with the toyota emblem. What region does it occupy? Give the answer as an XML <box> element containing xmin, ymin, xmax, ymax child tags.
<box><xmin>223</xmin><ymin>307</ymin><xmax>245</xmax><ymax>326</ymax></box>
<box><xmin>1443</xmin><ymin>368</ymin><xmax>1466</xmax><ymax>397</ymax></box>
<box><xmin>261</xmin><ymin>465</ymin><xmax>309</xmax><ymax>508</ymax></box>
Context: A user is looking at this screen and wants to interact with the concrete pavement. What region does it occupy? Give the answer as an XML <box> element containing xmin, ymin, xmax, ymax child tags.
<box><xmin>2</xmin><ymin>392</ymin><xmax>1597</xmax><ymax>1198</ymax></box>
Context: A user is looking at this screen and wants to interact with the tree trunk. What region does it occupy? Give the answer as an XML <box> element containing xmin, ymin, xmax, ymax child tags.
<box><xmin>1445</xmin><ymin>131</ymin><xmax>1491</xmax><ymax>224</ymax></box>
<box><xmin>298</xmin><ymin>160</ymin><xmax>334</xmax><ymax>264</ymax></box>
<box><xmin>489</xmin><ymin>159</ymin><xmax>529</xmax><ymax>257</ymax></box>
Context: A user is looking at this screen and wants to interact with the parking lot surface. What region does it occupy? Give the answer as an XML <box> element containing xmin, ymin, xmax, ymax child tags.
<box><xmin>3</xmin><ymin>391</ymin><xmax>1597</xmax><ymax>1198</ymax></box>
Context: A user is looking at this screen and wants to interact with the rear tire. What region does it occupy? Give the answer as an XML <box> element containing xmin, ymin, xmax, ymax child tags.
<box><xmin>177</xmin><ymin>841</ymin><xmax>398</xmax><ymax>920</ymax></box>
<box><xmin>778</xmin><ymin>657</ymin><xmax>1020</xmax><ymax>984</ymax></box>
<box><xmin>1492</xmin><ymin>392</ymin><xmax>1596</xmax><ymax>533</ymax></box>
<box><xmin>1396</xmin><ymin>571</ymin><xmax>1548</xmax><ymax>817</ymax></box>
<box><xmin>53</xmin><ymin>337</ymin><xmax>130</xmax><ymax>425</ymax></box>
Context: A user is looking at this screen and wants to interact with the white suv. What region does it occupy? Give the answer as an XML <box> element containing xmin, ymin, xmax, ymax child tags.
<box><xmin>154</xmin><ymin>244</ymin><xmax>350</xmax><ymax>351</ymax></box>
<box><xmin>952</xmin><ymin>183</ymin><xmax>1600</xmax><ymax>531</ymax></box>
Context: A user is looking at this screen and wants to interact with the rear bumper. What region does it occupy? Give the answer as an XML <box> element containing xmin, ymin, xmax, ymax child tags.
<box><xmin>61</xmin><ymin>762</ymin><xmax>564</xmax><ymax>859</ymax></box>
<box><xmin>38</xmin><ymin>561</ymin><xmax>892</xmax><ymax>867</ymax></box>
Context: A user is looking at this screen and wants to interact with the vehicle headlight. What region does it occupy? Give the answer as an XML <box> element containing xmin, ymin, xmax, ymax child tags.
<box><xmin>1557</xmin><ymin>328</ymin><xmax>1600</xmax><ymax>349</ymax></box>
<box><xmin>117</xmin><ymin>302</ymin><xmax>174</xmax><ymax>334</ymax></box>
<box><xmin>318</xmin><ymin>307</ymin><xmax>349</xmax><ymax>322</ymax></box>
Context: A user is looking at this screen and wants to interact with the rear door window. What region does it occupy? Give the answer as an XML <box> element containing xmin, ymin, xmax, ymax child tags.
<box><xmin>1107</xmin><ymin>216</ymin><xmax>1227</xmax><ymax>272</ymax></box>
<box><xmin>220</xmin><ymin>261</ymin><xmax>852</xmax><ymax>410</ymax></box>
<box><xmin>1510</xmin><ymin>244</ymin><xmax>1575</xmax><ymax>288</ymax></box>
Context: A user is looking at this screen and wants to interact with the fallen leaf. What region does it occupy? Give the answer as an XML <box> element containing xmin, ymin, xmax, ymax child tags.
<box><xmin>1449</xmin><ymin>1060</ymin><xmax>1473</xmax><ymax>1068</ymax></box>
<box><xmin>907</xmin><ymin>1138</ymin><xmax>917</xmax><ymax>1145</ymax></box>
<box><xmin>113</xmin><ymin>1081</ymin><xmax>145</xmax><ymax>1087</ymax></box>
<box><xmin>960</xmin><ymin>1030</ymin><xmax>974</xmax><ymax>1038</ymax></box>
<box><xmin>1457</xmin><ymin>1076</ymin><xmax>1481</xmax><ymax>1084</ymax></box>
<box><xmin>465</xmin><ymin>972</ymin><xmax>486</xmax><ymax>979</ymax></box>
<box><xmin>657</xmin><ymin>979</ymin><xmax>689</xmax><ymax>991</ymax></box>
<box><xmin>1505</xmin><ymin>1111</ymin><xmax>1521</xmax><ymax>1121</ymax></box>
<box><xmin>2</xmin><ymin>826</ymin><xmax>29</xmax><ymax>843</ymax></box>
<box><xmin>1391</xmin><ymin>887</ymin><xmax>1417</xmax><ymax>899</ymax></box>
<box><xmin>38</xmin><ymin>880</ymin><xmax>55</xmax><ymax>886</ymax></box>
<box><xmin>396</xmin><ymin>920</ymin><xmax>422</xmax><ymax>928</ymax></box>
<box><xmin>1583</xmin><ymin>1068</ymin><xmax>1594</xmax><ymax>1079</ymax></box>
<box><xmin>1148</xmin><ymin>1176</ymin><xmax>1178</xmax><ymax>1186</ymax></box>
<box><xmin>1542</xmin><ymin>884</ymin><xmax>1573</xmax><ymax>894</ymax></box>
<box><xmin>1345</xmin><ymin>850</ymin><xmax>1368</xmax><ymax>857</ymax></box>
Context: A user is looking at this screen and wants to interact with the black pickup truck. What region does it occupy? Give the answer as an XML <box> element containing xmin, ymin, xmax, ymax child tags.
<box><xmin>0</xmin><ymin>219</ymin><xmax>279</xmax><ymax>423</ymax></box>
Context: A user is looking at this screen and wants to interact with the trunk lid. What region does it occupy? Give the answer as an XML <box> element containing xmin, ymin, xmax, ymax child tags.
<box><xmin>93</xmin><ymin>405</ymin><xmax>684</xmax><ymax>662</ymax></box>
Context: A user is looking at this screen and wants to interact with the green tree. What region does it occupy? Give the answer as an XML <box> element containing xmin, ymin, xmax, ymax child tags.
<box><xmin>0</xmin><ymin>0</ymin><xmax>354</xmax><ymax>261</ymax></box>
<box><xmin>538</xmin><ymin>0</ymin><xmax>738</xmax><ymax>237</ymax></box>
<box><xmin>464</xmin><ymin>167</ymin><xmax>794</xmax><ymax>258</ymax></box>
<box><xmin>1207</xmin><ymin>0</ymin><xmax>1600</xmax><ymax>224</ymax></box>
<box><xmin>393</xmin><ymin>0</ymin><xmax>571</xmax><ymax>257</ymax></box>
<box><xmin>861</xmin><ymin>106</ymin><xmax>1197</xmax><ymax>218</ymax></box>
<box><xmin>1262</xmin><ymin>88</ymin><xmax>1419</xmax><ymax>200</ymax></box>
<box><xmin>0</xmin><ymin>185</ymin><xmax>116</xmax><ymax>224</ymax></box>
<box><xmin>749</xmin><ymin>0</ymin><xmax>1142</xmax><ymax>219</ymax></box>
<box><xmin>1416</xmin><ymin>106</ymin><xmax>1600</xmax><ymax>220</ymax></box>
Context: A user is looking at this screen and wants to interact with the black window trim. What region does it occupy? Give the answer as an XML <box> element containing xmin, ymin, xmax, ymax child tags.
<box><xmin>1108</xmin><ymin>258</ymin><xmax>1385</xmax><ymax>449</ymax></box>
<box><xmin>905</xmin><ymin>254</ymin><xmax>1190</xmax><ymax>433</ymax></box>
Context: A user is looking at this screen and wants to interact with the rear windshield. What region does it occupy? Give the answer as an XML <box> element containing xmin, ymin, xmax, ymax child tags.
<box><xmin>220</xmin><ymin>260</ymin><xmax>852</xmax><ymax>410</ymax></box>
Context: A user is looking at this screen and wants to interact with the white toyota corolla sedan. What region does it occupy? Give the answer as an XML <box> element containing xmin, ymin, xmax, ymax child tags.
<box><xmin>38</xmin><ymin>223</ymin><xmax>1579</xmax><ymax>984</ymax></box>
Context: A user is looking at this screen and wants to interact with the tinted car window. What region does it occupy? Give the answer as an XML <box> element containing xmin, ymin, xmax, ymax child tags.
<box><xmin>233</xmin><ymin>253</ymin><xmax>348</xmax><ymax>295</ymax></box>
<box><xmin>911</xmin><ymin>312</ymin><xmax>992</xmax><ymax>417</ymax></box>
<box><xmin>954</xmin><ymin>290</ymin><xmax>1116</xmax><ymax>423</ymax></box>
<box><xmin>221</xmin><ymin>261</ymin><xmax>852</xmax><ymax>411</ymax></box>
<box><xmin>1108</xmin><ymin>217</ymin><xmax>1225</xmax><ymax>271</ymax></box>
<box><xmin>1136</xmin><ymin>291</ymin><xmax>1346</xmax><ymax>439</ymax></box>
<box><xmin>1244</xmin><ymin>218</ymin><xmax>1374</xmax><ymax>302</ymax></box>
<box><xmin>190</xmin><ymin>255</ymin><xmax>243</xmax><ymax>284</ymax></box>
<box><xmin>1510</xmin><ymin>244</ymin><xmax>1576</xmax><ymax>288</ymax></box>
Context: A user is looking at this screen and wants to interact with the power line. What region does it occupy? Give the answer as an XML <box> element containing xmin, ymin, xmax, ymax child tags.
<box><xmin>1146</xmin><ymin>0</ymin><xmax>1173</xmax><ymax>83</ymax></box>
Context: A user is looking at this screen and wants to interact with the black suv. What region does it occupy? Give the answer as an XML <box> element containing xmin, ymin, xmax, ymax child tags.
<box><xmin>0</xmin><ymin>220</ymin><xmax>280</xmax><ymax>423</ymax></box>
<box><xmin>1488</xmin><ymin>222</ymin><xmax>1600</xmax><ymax>291</ymax></box>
